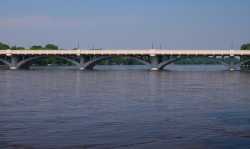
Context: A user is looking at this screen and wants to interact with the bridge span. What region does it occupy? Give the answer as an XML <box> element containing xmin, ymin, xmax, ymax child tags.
<box><xmin>0</xmin><ymin>49</ymin><xmax>250</xmax><ymax>70</ymax></box>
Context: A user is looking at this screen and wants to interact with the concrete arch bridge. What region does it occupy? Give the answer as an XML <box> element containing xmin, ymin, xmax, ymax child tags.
<box><xmin>0</xmin><ymin>49</ymin><xmax>250</xmax><ymax>70</ymax></box>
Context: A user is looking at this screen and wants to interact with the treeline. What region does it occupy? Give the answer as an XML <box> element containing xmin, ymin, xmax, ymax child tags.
<box><xmin>175</xmin><ymin>57</ymin><xmax>239</xmax><ymax>65</ymax></box>
<box><xmin>241</xmin><ymin>43</ymin><xmax>250</xmax><ymax>50</ymax></box>
<box><xmin>0</xmin><ymin>42</ymin><xmax>59</xmax><ymax>50</ymax></box>
<box><xmin>240</xmin><ymin>43</ymin><xmax>250</xmax><ymax>67</ymax></box>
<box><xmin>1</xmin><ymin>41</ymin><xmax>250</xmax><ymax>51</ymax></box>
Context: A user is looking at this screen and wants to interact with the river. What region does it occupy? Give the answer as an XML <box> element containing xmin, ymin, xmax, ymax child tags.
<box><xmin>0</xmin><ymin>65</ymin><xmax>250</xmax><ymax>149</ymax></box>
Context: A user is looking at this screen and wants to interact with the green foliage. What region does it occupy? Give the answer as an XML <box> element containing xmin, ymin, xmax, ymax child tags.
<box><xmin>30</xmin><ymin>45</ymin><xmax>43</xmax><ymax>50</ymax></box>
<box><xmin>0</xmin><ymin>42</ymin><xmax>10</xmax><ymax>50</ymax></box>
<box><xmin>31</xmin><ymin>57</ymin><xmax>73</xmax><ymax>66</ymax></box>
<box><xmin>45</xmin><ymin>44</ymin><xmax>58</xmax><ymax>50</ymax></box>
<box><xmin>98</xmin><ymin>57</ymin><xmax>143</xmax><ymax>65</ymax></box>
<box><xmin>174</xmin><ymin>57</ymin><xmax>237</xmax><ymax>65</ymax></box>
<box><xmin>11</xmin><ymin>46</ymin><xmax>25</xmax><ymax>50</ymax></box>
<box><xmin>241</xmin><ymin>43</ymin><xmax>250</xmax><ymax>68</ymax></box>
<box><xmin>30</xmin><ymin>44</ymin><xmax>59</xmax><ymax>50</ymax></box>
<box><xmin>241</xmin><ymin>43</ymin><xmax>250</xmax><ymax>50</ymax></box>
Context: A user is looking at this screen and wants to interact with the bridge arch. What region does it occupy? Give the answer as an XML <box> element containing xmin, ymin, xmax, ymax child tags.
<box><xmin>0</xmin><ymin>58</ymin><xmax>11</xmax><ymax>67</ymax></box>
<box><xmin>158</xmin><ymin>56</ymin><xmax>230</xmax><ymax>70</ymax></box>
<box><xmin>16</xmin><ymin>56</ymin><xmax>81</xmax><ymax>69</ymax></box>
<box><xmin>83</xmin><ymin>56</ymin><xmax>151</xmax><ymax>70</ymax></box>
<box><xmin>237</xmin><ymin>59</ymin><xmax>250</xmax><ymax>67</ymax></box>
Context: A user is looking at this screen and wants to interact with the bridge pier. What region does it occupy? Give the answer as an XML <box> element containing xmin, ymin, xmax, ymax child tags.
<box><xmin>229</xmin><ymin>65</ymin><xmax>237</xmax><ymax>71</ymax></box>
<box><xmin>10</xmin><ymin>56</ymin><xmax>18</xmax><ymax>70</ymax></box>
<box><xmin>79</xmin><ymin>56</ymin><xmax>95</xmax><ymax>70</ymax></box>
<box><xmin>228</xmin><ymin>56</ymin><xmax>236</xmax><ymax>71</ymax></box>
<box><xmin>150</xmin><ymin>55</ymin><xmax>160</xmax><ymax>71</ymax></box>
<box><xmin>10</xmin><ymin>66</ymin><xmax>17</xmax><ymax>70</ymax></box>
<box><xmin>79</xmin><ymin>56</ymin><xmax>85</xmax><ymax>70</ymax></box>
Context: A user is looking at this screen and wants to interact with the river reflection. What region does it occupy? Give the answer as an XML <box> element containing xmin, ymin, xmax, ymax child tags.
<box><xmin>0</xmin><ymin>66</ymin><xmax>250</xmax><ymax>149</ymax></box>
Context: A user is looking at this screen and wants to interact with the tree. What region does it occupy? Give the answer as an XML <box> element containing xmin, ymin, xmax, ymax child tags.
<box><xmin>30</xmin><ymin>45</ymin><xmax>43</xmax><ymax>50</ymax></box>
<box><xmin>11</xmin><ymin>46</ymin><xmax>25</xmax><ymax>50</ymax></box>
<box><xmin>241</xmin><ymin>43</ymin><xmax>250</xmax><ymax>50</ymax></box>
<box><xmin>0</xmin><ymin>42</ymin><xmax>10</xmax><ymax>50</ymax></box>
<box><xmin>45</xmin><ymin>44</ymin><xmax>58</xmax><ymax>50</ymax></box>
<box><xmin>240</xmin><ymin>43</ymin><xmax>250</xmax><ymax>69</ymax></box>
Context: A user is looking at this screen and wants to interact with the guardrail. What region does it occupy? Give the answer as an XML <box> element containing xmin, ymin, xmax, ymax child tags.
<box><xmin>1</xmin><ymin>49</ymin><xmax>250</xmax><ymax>56</ymax></box>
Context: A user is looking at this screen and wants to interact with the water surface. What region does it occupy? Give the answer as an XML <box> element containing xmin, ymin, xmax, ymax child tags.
<box><xmin>1</xmin><ymin>66</ymin><xmax>250</xmax><ymax>149</ymax></box>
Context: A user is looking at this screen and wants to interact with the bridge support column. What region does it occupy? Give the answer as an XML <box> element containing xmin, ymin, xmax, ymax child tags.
<box><xmin>10</xmin><ymin>56</ymin><xmax>18</xmax><ymax>70</ymax></box>
<box><xmin>79</xmin><ymin>56</ymin><xmax>92</xmax><ymax>70</ymax></box>
<box><xmin>79</xmin><ymin>56</ymin><xmax>85</xmax><ymax>70</ymax></box>
<box><xmin>150</xmin><ymin>55</ymin><xmax>160</xmax><ymax>71</ymax></box>
<box><xmin>229</xmin><ymin>56</ymin><xmax>236</xmax><ymax>71</ymax></box>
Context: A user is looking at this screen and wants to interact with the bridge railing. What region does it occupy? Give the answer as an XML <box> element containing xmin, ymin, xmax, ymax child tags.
<box><xmin>1</xmin><ymin>49</ymin><xmax>250</xmax><ymax>56</ymax></box>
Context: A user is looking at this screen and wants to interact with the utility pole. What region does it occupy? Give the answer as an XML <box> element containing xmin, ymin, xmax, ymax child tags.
<box><xmin>77</xmin><ymin>40</ymin><xmax>80</xmax><ymax>49</ymax></box>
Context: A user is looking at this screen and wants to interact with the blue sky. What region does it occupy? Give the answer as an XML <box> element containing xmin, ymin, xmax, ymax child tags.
<box><xmin>0</xmin><ymin>0</ymin><xmax>250</xmax><ymax>49</ymax></box>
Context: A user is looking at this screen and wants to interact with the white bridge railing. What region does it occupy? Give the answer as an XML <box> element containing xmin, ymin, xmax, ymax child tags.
<box><xmin>0</xmin><ymin>49</ymin><xmax>250</xmax><ymax>56</ymax></box>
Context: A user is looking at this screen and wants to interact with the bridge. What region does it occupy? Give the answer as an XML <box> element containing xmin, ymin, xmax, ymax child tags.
<box><xmin>0</xmin><ymin>49</ymin><xmax>250</xmax><ymax>70</ymax></box>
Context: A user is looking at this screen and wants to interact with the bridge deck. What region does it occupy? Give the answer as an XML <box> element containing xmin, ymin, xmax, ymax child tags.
<box><xmin>0</xmin><ymin>49</ymin><xmax>250</xmax><ymax>56</ymax></box>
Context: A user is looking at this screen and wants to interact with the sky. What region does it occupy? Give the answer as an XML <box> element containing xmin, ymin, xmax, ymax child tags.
<box><xmin>0</xmin><ymin>0</ymin><xmax>250</xmax><ymax>49</ymax></box>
